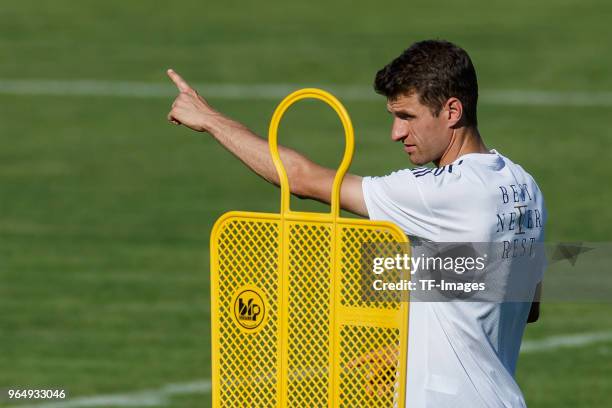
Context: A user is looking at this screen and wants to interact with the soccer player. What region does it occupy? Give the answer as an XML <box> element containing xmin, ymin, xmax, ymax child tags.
<box><xmin>167</xmin><ymin>39</ymin><xmax>546</xmax><ymax>407</ymax></box>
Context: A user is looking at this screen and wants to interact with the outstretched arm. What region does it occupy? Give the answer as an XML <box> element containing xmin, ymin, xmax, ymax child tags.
<box><xmin>166</xmin><ymin>69</ymin><xmax>368</xmax><ymax>217</ymax></box>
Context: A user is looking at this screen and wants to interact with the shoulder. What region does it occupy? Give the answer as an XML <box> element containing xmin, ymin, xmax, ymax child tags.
<box><xmin>365</xmin><ymin>160</ymin><xmax>467</xmax><ymax>186</ymax></box>
<box><xmin>363</xmin><ymin>160</ymin><xmax>472</xmax><ymax>205</ymax></box>
<box><xmin>409</xmin><ymin>160</ymin><xmax>466</xmax><ymax>182</ymax></box>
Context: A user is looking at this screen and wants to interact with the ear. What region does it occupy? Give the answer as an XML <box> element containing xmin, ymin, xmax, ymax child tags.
<box><xmin>444</xmin><ymin>97</ymin><xmax>463</xmax><ymax>127</ymax></box>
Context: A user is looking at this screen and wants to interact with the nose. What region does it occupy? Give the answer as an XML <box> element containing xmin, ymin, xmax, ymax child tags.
<box><xmin>391</xmin><ymin>117</ymin><xmax>409</xmax><ymax>142</ymax></box>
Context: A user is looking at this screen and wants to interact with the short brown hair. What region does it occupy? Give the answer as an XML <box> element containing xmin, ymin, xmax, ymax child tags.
<box><xmin>374</xmin><ymin>40</ymin><xmax>479</xmax><ymax>126</ymax></box>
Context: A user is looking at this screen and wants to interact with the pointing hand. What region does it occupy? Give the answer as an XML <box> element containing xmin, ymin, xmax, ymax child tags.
<box><xmin>167</xmin><ymin>69</ymin><xmax>220</xmax><ymax>133</ymax></box>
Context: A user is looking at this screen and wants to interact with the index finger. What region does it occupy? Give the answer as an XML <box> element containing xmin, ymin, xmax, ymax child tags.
<box><xmin>167</xmin><ymin>69</ymin><xmax>192</xmax><ymax>92</ymax></box>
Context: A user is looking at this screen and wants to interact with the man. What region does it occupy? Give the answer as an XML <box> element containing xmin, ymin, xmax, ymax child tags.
<box><xmin>167</xmin><ymin>39</ymin><xmax>545</xmax><ymax>407</ymax></box>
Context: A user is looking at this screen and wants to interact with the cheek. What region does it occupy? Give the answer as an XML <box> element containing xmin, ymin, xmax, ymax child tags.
<box><xmin>420</xmin><ymin>121</ymin><xmax>447</xmax><ymax>147</ymax></box>
<box><xmin>411</xmin><ymin>122</ymin><xmax>432</xmax><ymax>146</ymax></box>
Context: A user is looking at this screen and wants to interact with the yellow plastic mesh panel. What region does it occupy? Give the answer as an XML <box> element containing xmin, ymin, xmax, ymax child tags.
<box><xmin>339</xmin><ymin>324</ymin><xmax>401</xmax><ymax>408</ymax></box>
<box><xmin>216</xmin><ymin>218</ymin><xmax>280</xmax><ymax>407</ymax></box>
<box><xmin>286</xmin><ymin>222</ymin><xmax>332</xmax><ymax>407</ymax></box>
<box><xmin>340</xmin><ymin>225</ymin><xmax>403</xmax><ymax>309</ymax></box>
<box><xmin>212</xmin><ymin>89</ymin><xmax>409</xmax><ymax>408</ymax></box>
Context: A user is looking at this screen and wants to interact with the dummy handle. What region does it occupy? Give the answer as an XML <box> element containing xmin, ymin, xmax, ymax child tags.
<box><xmin>268</xmin><ymin>88</ymin><xmax>355</xmax><ymax>217</ymax></box>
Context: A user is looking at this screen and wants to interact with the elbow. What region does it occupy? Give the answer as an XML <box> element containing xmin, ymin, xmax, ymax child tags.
<box><xmin>527</xmin><ymin>303</ymin><xmax>540</xmax><ymax>323</ymax></box>
<box><xmin>527</xmin><ymin>312</ymin><xmax>539</xmax><ymax>324</ymax></box>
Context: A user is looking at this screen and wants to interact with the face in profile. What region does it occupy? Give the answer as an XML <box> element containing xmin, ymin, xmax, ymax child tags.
<box><xmin>386</xmin><ymin>93</ymin><xmax>453</xmax><ymax>166</ymax></box>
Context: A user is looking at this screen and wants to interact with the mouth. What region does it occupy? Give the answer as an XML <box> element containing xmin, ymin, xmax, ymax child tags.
<box><xmin>403</xmin><ymin>144</ymin><xmax>417</xmax><ymax>153</ymax></box>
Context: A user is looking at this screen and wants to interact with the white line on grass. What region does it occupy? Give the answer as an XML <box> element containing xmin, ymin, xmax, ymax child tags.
<box><xmin>2</xmin><ymin>78</ymin><xmax>612</xmax><ymax>106</ymax></box>
<box><xmin>7</xmin><ymin>330</ymin><xmax>612</xmax><ymax>408</ymax></box>
<box><xmin>520</xmin><ymin>330</ymin><xmax>612</xmax><ymax>353</ymax></box>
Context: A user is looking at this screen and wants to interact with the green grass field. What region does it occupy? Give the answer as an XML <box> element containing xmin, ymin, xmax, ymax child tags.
<box><xmin>1</xmin><ymin>1</ymin><xmax>611</xmax><ymax>407</ymax></box>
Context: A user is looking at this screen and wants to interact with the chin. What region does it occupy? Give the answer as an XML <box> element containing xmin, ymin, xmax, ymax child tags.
<box><xmin>407</xmin><ymin>155</ymin><xmax>428</xmax><ymax>166</ymax></box>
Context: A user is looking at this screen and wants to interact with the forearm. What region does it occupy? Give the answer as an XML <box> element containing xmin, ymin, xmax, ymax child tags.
<box><xmin>208</xmin><ymin>113</ymin><xmax>320</xmax><ymax>196</ymax></box>
<box><xmin>207</xmin><ymin>114</ymin><xmax>366</xmax><ymax>215</ymax></box>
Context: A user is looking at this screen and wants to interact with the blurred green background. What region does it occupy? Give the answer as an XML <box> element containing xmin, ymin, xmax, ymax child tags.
<box><xmin>1</xmin><ymin>0</ymin><xmax>611</xmax><ymax>407</ymax></box>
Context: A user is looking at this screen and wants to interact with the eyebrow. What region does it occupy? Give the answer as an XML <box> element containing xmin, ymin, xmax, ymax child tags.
<box><xmin>386</xmin><ymin>107</ymin><xmax>416</xmax><ymax>118</ymax></box>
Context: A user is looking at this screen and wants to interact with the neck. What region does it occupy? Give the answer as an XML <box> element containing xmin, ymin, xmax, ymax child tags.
<box><xmin>435</xmin><ymin>126</ymin><xmax>488</xmax><ymax>167</ymax></box>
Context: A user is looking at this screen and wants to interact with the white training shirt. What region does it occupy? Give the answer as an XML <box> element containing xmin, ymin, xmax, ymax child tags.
<box><xmin>362</xmin><ymin>150</ymin><xmax>546</xmax><ymax>408</ymax></box>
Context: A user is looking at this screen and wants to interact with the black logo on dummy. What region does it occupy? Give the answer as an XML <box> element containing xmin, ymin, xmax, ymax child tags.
<box><xmin>233</xmin><ymin>289</ymin><xmax>265</xmax><ymax>330</ymax></box>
